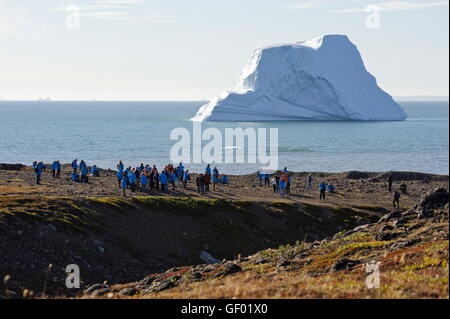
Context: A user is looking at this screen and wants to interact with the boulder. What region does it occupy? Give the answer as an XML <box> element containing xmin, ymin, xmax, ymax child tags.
<box><xmin>84</xmin><ymin>283</ymin><xmax>108</xmax><ymax>295</ymax></box>
<box><xmin>119</xmin><ymin>287</ymin><xmax>137</xmax><ymax>296</ymax></box>
<box><xmin>393</xmin><ymin>218</ymin><xmax>407</xmax><ymax>228</ymax></box>
<box><xmin>345</xmin><ymin>171</ymin><xmax>372</xmax><ymax>180</ymax></box>
<box><xmin>0</xmin><ymin>163</ymin><xmax>25</xmax><ymax>171</ymax></box>
<box><xmin>417</xmin><ymin>210</ymin><xmax>434</xmax><ymax>219</ymax></box>
<box><xmin>91</xmin><ymin>288</ymin><xmax>112</xmax><ymax>296</ymax></box>
<box><xmin>418</xmin><ymin>188</ymin><xmax>449</xmax><ymax>210</ymax></box>
<box><xmin>378</xmin><ymin>211</ymin><xmax>401</xmax><ymax>223</ymax></box>
<box><xmin>276</xmin><ymin>260</ymin><xmax>291</xmax><ymax>268</ymax></box>
<box><xmin>254</xmin><ymin>258</ymin><xmax>269</xmax><ymax>265</ymax></box>
<box><xmin>380</xmin><ymin>225</ymin><xmax>394</xmax><ymax>232</ymax></box>
<box><xmin>152</xmin><ymin>280</ymin><xmax>175</xmax><ymax>292</ymax></box>
<box><xmin>222</xmin><ymin>263</ymin><xmax>242</xmax><ymax>276</ymax></box>
<box><xmin>190</xmin><ymin>272</ymin><xmax>203</xmax><ymax>280</ymax></box>
<box><xmin>331</xmin><ymin>259</ymin><xmax>361</xmax><ymax>272</ymax></box>
<box><xmin>375</xmin><ymin>232</ymin><xmax>398</xmax><ymax>241</ymax></box>
<box><xmin>389</xmin><ymin>239</ymin><xmax>420</xmax><ymax>251</ymax></box>
<box><xmin>140</xmin><ymin>275</ymin><xmax>157</xmax><ymax>286</ymax></box>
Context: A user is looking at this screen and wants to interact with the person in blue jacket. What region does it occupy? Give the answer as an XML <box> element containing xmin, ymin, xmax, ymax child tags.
<box><xmin>212</xmin><ymin>167</ymin><xmax>219</xmax><ymax>191</ymax></box>
<box><xmin>319</xmin><ymin>180</ymin><xmax>327</xmax><ymax>201</ymax></box>
<box><xmin>71</xmin><ymin>172</ymin><xmax>79</xmax><ymax>182</ymax></box>
<box><xmin>79</xmin><ymin>160</ymin><xmax>87</xmax><ymax>174</ymax></box>
<box><xmin>140</xmin><ymin>173</ymin><xmax>148</xmax><ymax>192</ymax></box>
<box><xmin>183</xmin><ymin>170</ymin><xmax>190</xmax><ymax>188</ymax></box>
<box><xmin>80</xmin><ymin>163</ymin><xmax>88</xmax><ymax>183</ymax></box>
<box><xmin>279</xmin><ymin>179</ymin><xmax>286</xmax><ymax>198</ymax></box>
<box><xmin>91</xmin><ymin>165</ymin><xmax>100</xmax><ymax>177</ymax></box>
<box><xmin>51</xmin><ymin>161</ymin><xmax>58</xmax><ymax>178</ymax></box>
<box><xmin>128</xmin><ymin>169</ymin><xmax>136</xmax><ymax>192</ymax></box>
<box><xmin>117</xmin><ymin>161</ymin><xmax>124</xmax><ymax>172</ymax></box>
<box><xmin>257</xmin><ymin>171</ymin><xmax>264</xmax><ymax>186</ymax></box>
<box><xmin>116</xmin><ymin>169</ymin><xmax>123</xmax><ymax>188</ymax></box>
<box><xmin>286</xmin><ymin>174</ymin><xmax>292</xmax><ymax>194</ymax></box>
<box><xmin>205</xmin><ymin>164</ymin><xmax>212</xmax><ymax>176</ymax></box>
<box><xmin>169</xmin><ymin>171</ymin><xmax>176</xmax><ymax>190</ymax></box>
<box><xmin>283</xmin><ymin>168</ymin><xmax>291</xmax><ymax>193</ymax></box>
<box><xmin>33</xmin><ymin>161</ymin><xmax>44</xmax><ymax>184</ymax></box>
<box><xmin>178</xmin><ymin>163</ymin><xmax>185</xmax><ymax>180</ymax></box>
<box><xmin>176</xmin><ymin>164</ymin><xmax>184</xmax><ymax>187</ymax></box>
<box><xmin>264</xmin><ymin>174</ymin><xmax>271</xmax><ymax>187</ymax></box>
<box><xmin>221</xmin><ymin>174</ymin><xmax>228</xmax><ymax>184</ymax></box>
<box><xmin>327</xmin><ymin>182</ymin><xmax>336</xmax><ymax>194</ymax></box>
<box><xmin>55</xmin><ymin>160</ymin><xmax>61</xmax><ymax>178</ymax></box>
<box><xmin>71</xmin><ymin>159</ymin><xmax>78</xmax><ymax>173</ymax></box>
<box><xmin>159</xmin><ymin>171</ymin><xmax>168</xmax><ymax>192</ymax></box>
<box><xmin>121</xmin><ymin>171</ymin><xmax>128</xmax><ymax>197</ymax></box>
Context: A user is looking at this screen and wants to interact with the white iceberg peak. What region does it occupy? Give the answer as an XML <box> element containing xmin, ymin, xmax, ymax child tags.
<box><xmin>192</xmin><ymin>34</ymin><xmax>407</xmax><ymax>122</ymax></box>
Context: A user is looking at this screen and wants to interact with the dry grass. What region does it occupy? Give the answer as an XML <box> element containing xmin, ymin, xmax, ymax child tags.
<box><xmin>138</xmin><ymin>240</ymin><xmax>448</xmax><ymax>299</ymax></box>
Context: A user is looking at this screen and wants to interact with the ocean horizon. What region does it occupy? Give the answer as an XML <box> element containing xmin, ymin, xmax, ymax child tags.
<box><xmin>0</xmin><ymin>100</ymin><xmax>448</xmax><ymax>175</ymax></box>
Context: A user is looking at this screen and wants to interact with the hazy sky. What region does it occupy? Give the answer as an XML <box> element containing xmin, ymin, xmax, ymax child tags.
<box><xmin>0</xmin><ymin>0</ymin><xmax>448</xmax><ymax>100</ymax></box>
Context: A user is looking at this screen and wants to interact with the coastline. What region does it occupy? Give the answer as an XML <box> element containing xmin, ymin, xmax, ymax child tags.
<box><xmin>0</xmin><ymin>163</ymin><xmax>447</xmax><ymax>201</ymax></box>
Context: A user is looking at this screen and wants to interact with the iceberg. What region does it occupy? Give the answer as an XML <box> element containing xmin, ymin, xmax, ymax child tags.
<box><xmin>192</xmin><ymin>34</ymin><xmax>407</xmax><ymax>122</ymax></box>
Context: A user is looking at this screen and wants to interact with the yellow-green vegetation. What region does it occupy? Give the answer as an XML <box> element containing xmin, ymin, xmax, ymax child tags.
<box><xmin>403</xmin><ymin>256</ymin><xmax>447</xmax><ymax>272</ymax></box>
<box><xmin>0</xmin><ymin>196</ymin><xmax>104</xmax><ymax>234</ymax></box>
<box><xmin>0</xmin><ymin>185</ymin><xmax>44</xmax><ymax>195</ymax></box>
<box><xmin>142</xmin><ymin>228</ymin><xmax>448</xmax><ymax>299</ymax></box>
<box><xmin>132</xmin><ymin>196</ymin><xmax>231</xmax><ymax>211</ymax></box>
<box><xmin>425</xmin><ymin>240</ymin><xmax>449</xmax><ymax>253</ymax></box>
<box><xmin>334</xmin><ymin>241</ymin><xmax>392</xmax><ymax>255</ymax></box>
<box><xmin>401</xmin><ymin>240</ymin><xmax>449</xmax><ymax>273</ymax></box>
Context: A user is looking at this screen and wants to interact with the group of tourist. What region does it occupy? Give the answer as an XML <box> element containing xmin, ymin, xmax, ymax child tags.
<box><xmin>115</xmin><ymin>161</ymin><xmax>190</xmax><ymax>196</ymax></box>
<box><xmin>258</xmin><ymin>168</ymin><xmax>336</xmax><ymax>200</ymax></box>
<box><xmin>115</xmin><ymin>162</ymin><xmax>230</xmax><ymax>197</ymax></box>
<box><xmin>70</xmin><ymin>159</ymin><xmax>100</xmax><ymax>183</ymax></box>
<box><xmin>195</xmin><ymin>164</ymin><xmax>228</xmax><ymax>195</ymax></box>
<box><xmin>32</xmin><ymin>159</ymin><xmax>100</xmax><ymax>185</ymax></box>
<box><xmin>262</xmin><ymin>171</ymin><xmax>403</xmax><ymax>206</ymax></box>
<box><xmin>30</xmin><ymin>160</ymin><xmax>404</xmax><ymax>207</ymax></box>
<box><xmin>270</xmin><ymin>168</ymin><xmax>292</xmax><ymax>198</ymax></box>
<box><xmin>31</xmin><ymin>159</ymin><xmax>232</xmax><ymax>197</ymax></box>
<box><xmin>257</xmin><ymin>167</ymin><xmax>295</xmax><ymax>198</ymax></box>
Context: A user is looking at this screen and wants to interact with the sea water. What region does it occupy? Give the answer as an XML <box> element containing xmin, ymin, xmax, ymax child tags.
<box><xmin>0</xmin><ymin>101</ymin><xmax>448</xmax><ymax>175</ymax></box>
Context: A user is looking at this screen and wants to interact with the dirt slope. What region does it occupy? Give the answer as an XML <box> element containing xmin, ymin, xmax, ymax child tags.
<box><xmin>0</xmin><ymin>165</ymin><xmax>447</xmax><ymax>299</ymax></box>
<box><xmin>0</xmin><ymin>196</ymin><xmax>381</xmax><ymax>297</ymax></box>
<box><xmin>84</xmin><ymin>188</ymin><xmax>450</xmax><ymax>299</ymax></box>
